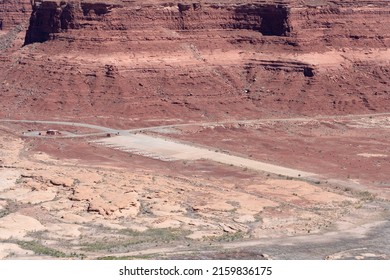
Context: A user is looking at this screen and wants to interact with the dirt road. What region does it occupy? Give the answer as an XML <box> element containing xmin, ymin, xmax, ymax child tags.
<box><xmin>2</xmin><ymin>112</ymin><xmax>390</xmax><ymax>136</ymax></box>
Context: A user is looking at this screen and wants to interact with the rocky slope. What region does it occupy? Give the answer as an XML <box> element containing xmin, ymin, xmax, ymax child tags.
<box><xmin>0</xmin><ymin>0</ymin><xmax>389</xmax><ymax>125</ymax></box>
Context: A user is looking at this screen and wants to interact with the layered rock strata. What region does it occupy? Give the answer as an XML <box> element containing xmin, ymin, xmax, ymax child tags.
<box><xmin>0</xmin><ymin>1</ymin><xmax>389</xmax><ymax>123</ymax></box>
<box><xmin>0</xmin><ymin>0</ymin><xmax>31</xmax><ymax>31</ymax></box>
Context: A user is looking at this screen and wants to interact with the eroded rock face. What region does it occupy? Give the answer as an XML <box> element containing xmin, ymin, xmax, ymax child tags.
<box><xmin>22</xmin><ymin>1</ymin><xmax>390</xmax><ymax>47</ymax></box>
<box><xmin>24</xmin><ymin>1</ymin><xmax>63</xmax><ymax>44</ymax></box>
<box><xmin>1</xmin><ymin>1</ymin><xmax>390</xmax><ymax>123</ymax></box>
<box><xmin>24</xmin><ymin>1</ymin><xmax>117</xmax><ymax>44</ymax></box>
<box><xmin>173</xmin><ymin>3</ymin><xmax>291</xmax><ymax>35</ymax></box>
<box><xmin>292</xmin><ymin>2</ymin><xmax>390</xmax><ymax>48</ymax></box>
<box><xmin>231</xmin><ymin>4</ymin><xmax>291</xmax><ymax>36</ymax></box>
<box><xmin>0</xmin><ymin>0</ymin><xmax>31</xmax><ymax>31</ymax></box>
<box><xmin>24</xmin><ymin>1</ymin><xmax>292</xmax><ymax>45</ymax></box>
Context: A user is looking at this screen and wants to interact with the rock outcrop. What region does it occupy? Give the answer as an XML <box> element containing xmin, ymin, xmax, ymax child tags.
<box><xmin>24</xmin><ymin>1</ymin><xmax>121</xmax><ymax>44</ymax></box>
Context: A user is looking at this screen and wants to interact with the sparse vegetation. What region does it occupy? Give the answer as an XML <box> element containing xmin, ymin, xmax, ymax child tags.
<box><xmin>81</xmin><ymin>228</ymin><xmax>191</xmax><ymax>253</ymax></box>
<box><xmin>0</xmin><ymin>210</ymin><xmax>9</xmax><ymax>219</ymax></box>
<box><xmin>356</xmin><ymin>191</ymin><xmax>376</xmax><ymax>202</ymax></box>
<box><xmin>72</xmin><ymin>178</ymin><xmax>80</xmax><ymax>186</ymax></box>
<box><xmin>15</xmin><ymin>177</ymin><xmax>23</xmax><ymax>184</ymax></box>
<box><xmin>97</xmin><ymin>254</ymin><xmax>156</xmax><ymax>260</ymax></box>
<box><xmin>17</xmin><ymin>241</ymin><xmax>67</xmax><ymax>258</ymax></box>
<box><xmin>120</xmin><ymin>228</ymin><xmax>191</xmax><ymax>243</ymax></box>
<box><xmin>206</xmin><ymin>231</ymin><xmax>245</xmax><ymax>242</ymax></box>
<box><xmin>12</xmin><ymin>233</ymin><xmax>86</xmax><ymax>259</ymax></box>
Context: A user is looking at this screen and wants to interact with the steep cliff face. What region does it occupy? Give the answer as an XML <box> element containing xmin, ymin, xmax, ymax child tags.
<box><xmin>24</xmin><ymin>1</ymin><xmax>292</xmax><ymax>45</ymax></box>
<box><xmin>23</xmin><ymin>1</ymin><xmax>390</xmax><ymax>48</ymax></box>
<box><xmin>0</xmin><ymin>0</ymin><xmax>31</xmax><ymax>51</ymax></box>
<box><xmin>0</xmin><ymin>0</ymin><xmax>31</xmax><ymax>31</ymax></box>
<box><xmin>291</xmin><ymin>2</ymin><xmax>390</xmax><ymax>49</ymax></box>
<box><xmin>24</xmin><ymin>1</ymin><xmax>81</xmax><ymax>44</ymax></box>
<box><xmin>1</xmin><ymin>1</ymin><xmax>390</xmax><ymax>123</ymax></box>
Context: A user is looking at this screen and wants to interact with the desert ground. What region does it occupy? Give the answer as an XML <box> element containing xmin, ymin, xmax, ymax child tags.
<box><xmin>1</xmin><ymin>0</ymin><xmax>390</xmax><ymax>259</ymax></box>
<box><xmin>1</xmin><ymin>113</ymin><xmax>389</xmax><ymax>260</ymax></box>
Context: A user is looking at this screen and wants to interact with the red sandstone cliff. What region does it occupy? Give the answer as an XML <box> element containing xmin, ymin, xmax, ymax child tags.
<box><xmin>0</xmin><ymin>1</ymin><xmax>389</xmax><ymax>124</ymax></box>
<box><xmin>0</xmin><ymin>0</ymin><xmax>31</xmax><ymax>30</ymax></box>
<box><xmin>23</xmin><ymin>1</ymin><xmax>292</xmax><ymax>45</ymax></box>
<box><xmin>22</xmin><ymin>1</ymin><xmax>390</xmax><ymax>49</ymax></box>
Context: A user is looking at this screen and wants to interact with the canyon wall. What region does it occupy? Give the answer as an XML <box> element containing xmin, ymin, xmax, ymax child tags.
<box><xmin>24</xmin><ymin>1</ymin><xmax>292</xmax><ymax>45</ymax></box>
<box><xmin>22</xmin><ymin>1</ymin><xmax>390</xmax><ymax>48</ymax></box>
<box><xmin>292</xmin><ymin>2</ymin><xmax>390</xmax><ymax>49</ymax></box>
<box><xmin>1</xmin><ymin>1</ymin><xmax>390</xmax><ymax>124</ymax></box>
<box><xmin>0</xmin><ymin>0</ymin><xmax>31</xmax><ymax>30</ymax></box>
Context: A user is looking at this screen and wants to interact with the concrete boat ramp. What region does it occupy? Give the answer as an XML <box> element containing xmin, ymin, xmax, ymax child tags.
<box><xmin>91</xmin><ymin>134</ymin><xmax>316</xmax><ymax>179</ymax></box>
